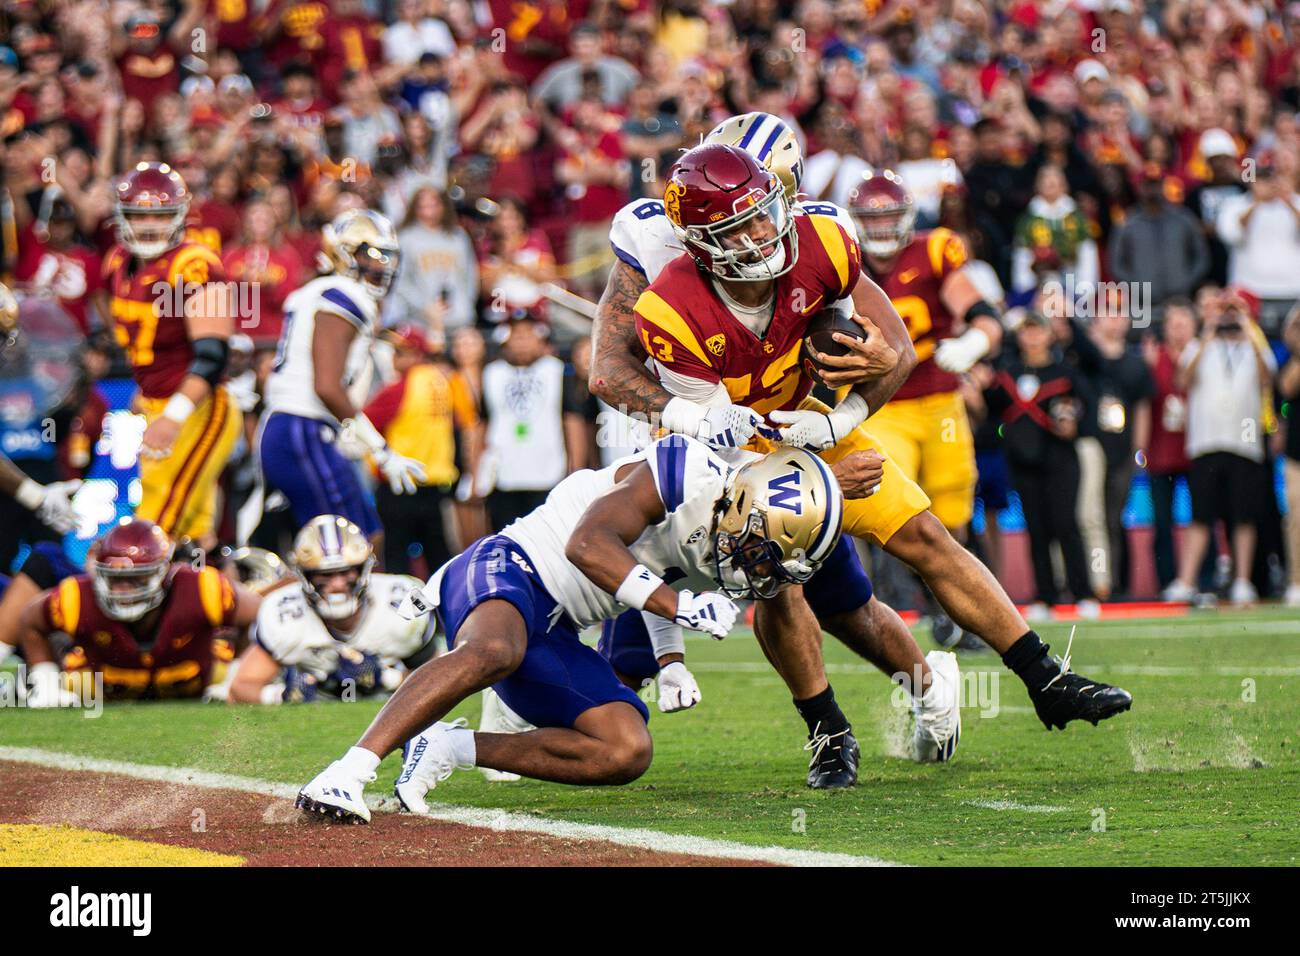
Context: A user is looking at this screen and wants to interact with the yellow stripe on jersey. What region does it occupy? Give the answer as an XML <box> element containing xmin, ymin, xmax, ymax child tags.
<box><xmin>808</xmin><ymin>215</ymin><xmax>852</xmax><ymax>295</ymax></box>
<box><xmin>54</xmin><ymin>578</ymin><xmax>81</xmax><ymax>635</ymax></box>
<box><xmin>637</xmin><ymin>290</ymin><xmax>713</xmax><ymax>369</ymax></box>
<box><xmin>197</xmin><ymin>566</ymin><xmax>230</xmax><ymax>627</ymax></box>
<box><xmin>722</xmin><ymin>374</ymin><xmax>752</xmax><ymax>402</ymax></box>
<box><xmin>110</xmin><ymin>297</ymin><xmax>156</xmax><ymax>321</ymax></box>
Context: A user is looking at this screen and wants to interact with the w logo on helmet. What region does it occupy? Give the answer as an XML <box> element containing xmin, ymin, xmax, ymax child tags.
<box><xmin>767</xmin><ymin>472</ymin><xmax>803</xmax><ymax>514</ymax></box>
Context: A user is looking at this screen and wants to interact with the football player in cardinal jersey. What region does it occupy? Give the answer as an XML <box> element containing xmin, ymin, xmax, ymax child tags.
<box><xmin>226</xmin><ymin>515</ymin><xmax>435</xmax><ymax>705</ymax></box>
<box><xmin>258</xmin><ymin>209</ymin><xmax>426</xmax><ymax>543</ymax></box>
<box><xmin>296</xmin><ymin>439</ymin><xmax>841</xmax><ymax>822</ymax></box>
<box><xmin>847</xmin><ymin>170</ymin><xmax>1002</xmax><ymax>536</ymax></box>
<box><xmin>848</xmin><ymin>170</ymin><xmax>1004</xmax><ymax>648</ymax></box>
<box><xmin>17</xmin><ymin>518</ymin><xmax>261</xmax><ymax>704</ymax></box>
<box><xmin>600</xmin><ymin>130</ymin><xmax>964</xmax><ymax>780</ymax></box>
<box><xmin>97</xmin><ymin>164</ymin><xmax>242</xmax><ymax>550</ymax></box>
<box><xmin>594</xmin><ymin>140</ymin><xmax>1132</xmax><ymax>766</ymax></box>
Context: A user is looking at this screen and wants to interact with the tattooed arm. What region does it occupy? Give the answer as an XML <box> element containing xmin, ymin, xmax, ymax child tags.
<box><xmin>589</xmin><ymin>259</ymin><xmax>667</xmax><ymax>416</ymax></box>
<box><xmin>588</xmin><ymin>259</ymin><xmax>767</xmax><ymax>450</ymax></box>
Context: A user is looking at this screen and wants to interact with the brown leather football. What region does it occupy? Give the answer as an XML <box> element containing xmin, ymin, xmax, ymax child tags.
<box><xmin>801</xmin><ymin>305</ymin><xmax>865</xmax><ymax>385</ymax></box>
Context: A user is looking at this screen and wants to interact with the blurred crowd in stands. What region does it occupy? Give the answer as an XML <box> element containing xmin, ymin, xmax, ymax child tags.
<box><xmin>3</xmin><ymin>0</ymin><xmax>1300</xmax><ymax>609</ymax></box>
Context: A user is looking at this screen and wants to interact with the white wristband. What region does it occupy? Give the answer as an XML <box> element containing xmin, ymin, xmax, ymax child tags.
<box><xmin>660</xmin><ymin>396</ymin><xmax>706</xmax><ymax>437</ymax></box>
<box><xmin>828</xmin><ymin>392</ymin><xmax>870</xmax><ymax>437</ymax></box>
<box><xmin>343</xmin><ymin>413</ymin><xmax>389</xmax><ymax>455</ymax></box>
<box><xmin>14</xmin><ymin>478</ymin><xmax>44</xmax><ymax>511</ymax></box>
<box><xmin>615</xmin><ymin>563</ymin><xmax>665</xmax><ymax>611</ymax></box>
<box><xmin>261</xmin><ymin>684</ymin><xmax>285</xmax><ymax>706</ymax></box>
<box><xmin>162</xmin><ymin>393</ymin><xmax>196</xmax><ymax>424</ymax></box>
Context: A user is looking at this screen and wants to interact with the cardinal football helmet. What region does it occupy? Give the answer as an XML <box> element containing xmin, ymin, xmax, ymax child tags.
<box><xmin>114</xmin><ymin>162</ymin><xmax>191</xmax><ymax>258</ymax></box>
<box><xmin>713</xmin><ymin>449</ymin><xmax>843</xmax><ymax>599</ymax></box>
<box><xmin>847</xmin><ymin>169</ymin><xmax>916</xmax><ymax>259</ymax></box>
<box><xmin>664</xmin><ymin>143</ymin><xmax>796</xmax><ymax>282</ymax></box>
<box><xmin>92</xmin><ymin>518</ymin><xmax>175</xmax><ymax>621</ymax></box>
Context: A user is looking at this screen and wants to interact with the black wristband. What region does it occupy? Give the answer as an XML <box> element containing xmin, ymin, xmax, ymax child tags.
<box><xmin>187</xmin><ymin>336</ymin><xmax>230</xmax><ymax>388</ymax></box>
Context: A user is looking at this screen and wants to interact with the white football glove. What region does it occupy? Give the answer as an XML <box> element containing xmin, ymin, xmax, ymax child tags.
<box><xmin>673</xmin><ymin>589</ymin><xmax>739</xmax><ymax>640</ymax></box>
<box><xmin>934</xmin><ymin>328</ymin><xmax>992</xmax><ymax>374</ymax></box>
<box><xmin>769</xmin><ymin>394</ymin><xmax>868</xmax><ymax>451</ymax></box>
<box><xmin>661</xmin><ymin>397</ymin><xmax>769</xmax><ymax>450</ymax></box>
<box><xmin>375</xmin><ymin>448</ymin><xmax>427</xmax><ymax>495</ymax></box>
<box><xmin>15</xmin><ymin>478</ymin><xmax>82</xmax><ymax>534</ymax></box>
<box><xmin>656</xmin><ymin>660</ymin><xmax>702</xmax><ymax>713</ymax></box>
<box><xmin>25</xmin><ymin>662</ymin><xmax>77</xmax><ymax>709</ymax></box>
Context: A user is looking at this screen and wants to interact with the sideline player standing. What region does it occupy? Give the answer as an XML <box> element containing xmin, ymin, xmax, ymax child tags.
<box><xmin>258</xmin><ymin>209</ymin><xmax>426</xmax><ymax>545</ymax></box>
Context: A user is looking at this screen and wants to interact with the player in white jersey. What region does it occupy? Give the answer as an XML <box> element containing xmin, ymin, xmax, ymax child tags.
<box><xmin>596</xmin><ymin>113</ymin><xmax>963</xmax><ymax>786</ymax></box>
<box><xmin>257</xmin><ymin>209</ymin><xmax>426</xmax><ymax>542</ymax></box>
<box><xmin>295</xmin><ymin>438</ymin><xmax>842</xmax><ymax>822</ymax></box>
<box><xmin>225</xmin><ymin>516</ymin><xmax>436</xmax><ymax>704</ymax></box>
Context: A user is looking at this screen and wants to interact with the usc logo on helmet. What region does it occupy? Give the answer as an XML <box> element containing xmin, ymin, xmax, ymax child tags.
<box><xmin>664</xmin><ymin>181</ymin><xmax>686</xmax><ymax>227</ymax></box>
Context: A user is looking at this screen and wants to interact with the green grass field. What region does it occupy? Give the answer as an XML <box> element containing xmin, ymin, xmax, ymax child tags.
<box><xmin>3</xmin><ymin>609</ymin><xmax>1298</xmax><ymax>865</ymax></box>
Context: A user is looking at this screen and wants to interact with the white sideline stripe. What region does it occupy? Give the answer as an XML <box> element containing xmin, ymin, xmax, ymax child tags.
<box><xmin>0</xmin><ymin>746</ymin><xmax>899</xmax><ymax>868</ymax></box>
<box><xmin>962</xmin><ymin>800</ymin><xmax>1070</xmax><ymax>814</ymax></box>
<box><xmin>689</xmin><ymin>662</ymin><xmax>1300</xmax><ymax>677</ymax></box>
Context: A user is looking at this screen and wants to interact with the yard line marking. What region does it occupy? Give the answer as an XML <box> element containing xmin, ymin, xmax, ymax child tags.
<box><xmin>962</xmin><ymin>800</ymin><xmax>1071</xmax><ymax>814</ymax></box>
<box><xmin>0</xmin><ymin>747</ymin><xmax>900</xmax><ymax>868</ymax></box>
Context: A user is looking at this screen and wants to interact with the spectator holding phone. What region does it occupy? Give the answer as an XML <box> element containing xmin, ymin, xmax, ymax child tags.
<box><xmin>1164</xmin><ymin>289</ymin><xmax>1278</xmax><ymax>605</ymax></box>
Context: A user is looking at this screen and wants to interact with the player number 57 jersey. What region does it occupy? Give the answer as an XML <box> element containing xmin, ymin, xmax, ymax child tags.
<box><xmin>503</xmin><ymin>435</ymin><xmax>737</xmax><ymax>628</ymax></box>
<box><xmin>264</xmin><ymin>274</ymin><xmax>379</xmax><ymax>422</ymax></box>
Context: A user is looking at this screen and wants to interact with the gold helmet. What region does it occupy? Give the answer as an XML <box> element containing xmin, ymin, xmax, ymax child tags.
<box><xmin>223</xmin><ymin>545</ymin><xmax>291</xmax><ymax>594</ymax></box>
<box><xmin>320</xmin><ymin>208</ymin><xmax>400</xmax><ymax>300</ymax></box>
<box><xmin>713</xmin><ymin>448</ymin><xmax>843</xmax><ymax>598</ymax></box>
<box><xmin>706</xmin><ymin>112</ymin><xmax>804</xmax><ymax>201</ymax></box>
<box><xmin>290</xmin><ymin>515</ymin><xmax>375</xmax><ymax>620</ymax></box>
<box><xmin>0</xmin><ymin>282</ymin><xmax>18</xmax><ymax>355</ymax></box>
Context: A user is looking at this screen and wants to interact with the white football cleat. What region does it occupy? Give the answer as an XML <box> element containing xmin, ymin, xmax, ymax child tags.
<box><xmin>1229</xmin><ymin>578</ymin><xmax>1257</xmax><ymax>607</ymax></box>
<box><xmin>912</xmin><ymin>650</ymin><xmax>961</xmax><ymax>763</ymax></box>
<box><xmin>394</xmin><ymin>718</ymin><xmax>473</xmax><ymax>813</ymax></box>
<box><xmin>296</xmin><ymin>761</ymin><xmax>376</xmax><ymax>824</ymax></box>
<box><xmin>1075</xmin><ymin>598</ymin><xmax>1101</xmax><ymax>621</ymax></box>
<box><xmin>1286</xmin><ymin>584</ymin><xmax>1300</xmax><ymax>608</ymax></box>
<box><xmin>1161</xmin><ymin>580</ymin><xmax>1197</xmax><ymax>603</ymax></box>
<box><xmin>478</xmin><ymin>687</ymin><xmax>532</xmax><ymax>782</ymax></box>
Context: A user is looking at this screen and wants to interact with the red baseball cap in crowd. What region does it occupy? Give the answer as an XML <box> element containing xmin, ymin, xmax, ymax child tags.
<box><xmin>383</xmin><ymin>323</ymin><xmax>442</xmax><ymax>355</ymax></box>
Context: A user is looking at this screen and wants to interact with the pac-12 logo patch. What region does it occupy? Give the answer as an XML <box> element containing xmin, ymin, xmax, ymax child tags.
<box><xmin>706</xmin><ymin>333</ymin><xmax>726</xmax><ymax>356</ymax></box>
<box><xmin>686</xmin><ymin>525</ymin><xmax>708</xmax><ymax>545</ymax></box>
<box><xmin>768</xmin><ymin>472</ymin><xmax>803</xmax><ymax>514</ymax></box>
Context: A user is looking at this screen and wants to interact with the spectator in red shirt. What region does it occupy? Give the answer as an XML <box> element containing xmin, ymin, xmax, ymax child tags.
<box><xmin>1142</xmin><ymin>300</ymin><xmax>1198</xmax><ymax>591</ymax></box>
<box><xmin>222</xmin><ymin>200</ymin><xmax>305</xmax><ymax>345</ymax></box>
<box><xmin>317</xmin><ymin>0</ymin><xmax>388</xmax><ymax>102</ymax></box>
<box><xmin>14</xmin><ymin>194</ymin><xmax>101</xmax><ymax>334</ymax></box>
<box><xmin>272</xmin><ymin>63</ymin><xmax>330</xmax><ymax>140</ymax></box>
<box><xmin>110</xmin><ymin>5</ymin><xmax>204</xmax><ymax>126</ymax></box>
<box><xmin>477</xmin><ymin>196</ymin><xmax>558</xmax><ymax>321</ymax></box>
<box><xmin>556</xmin><ymin>95</ymin><xmax>629</xmax><ymax>300</ymax></box>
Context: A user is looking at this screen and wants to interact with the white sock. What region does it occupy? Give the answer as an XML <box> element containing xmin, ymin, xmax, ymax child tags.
<box><xmin>448</xmin><ymin>726</ymin><xmax>477</xmax><ymax>768</ymax></box>
<box><xmin>340</xmin><ymin>746</ymin><xmax>381</xmax><ymax>777</ymax></box>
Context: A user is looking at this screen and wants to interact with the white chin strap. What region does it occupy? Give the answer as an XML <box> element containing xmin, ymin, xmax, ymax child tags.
<box><xmin>127</xmin><ymin>237</ymin><xmax>174</xmax><ymax>259</ymax></box>
<box><xmin>733</xmin><ymin>242</ymin><xmax>786</xmax><ymax>280</ymax></box>
<box><xmin>864</xmin><ymin>238</ymin><xmax>904</xmax><ymax>259</ymax></box>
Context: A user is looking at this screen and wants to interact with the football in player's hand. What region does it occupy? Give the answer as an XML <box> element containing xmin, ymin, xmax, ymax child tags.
<box><xmin>801</xmin><ymin>306</ymin><xmax>866</xmax><ymax>386</ymax></box>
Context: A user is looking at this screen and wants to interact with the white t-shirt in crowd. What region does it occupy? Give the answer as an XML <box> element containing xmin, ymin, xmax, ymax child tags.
<box><xmin>1215</xmin><ymin>192</ymin><xmax>1300</xmax><ymax>298</ymax></box>
<box><xmin>1180</xmin><ymin>336</ymin><xmax>1276</xmax><ymax>463</ymax></box>
<box><xmin>482</xmin><ymin>355</ymin><xmax>567</xmax><ymax>492</ymax></box>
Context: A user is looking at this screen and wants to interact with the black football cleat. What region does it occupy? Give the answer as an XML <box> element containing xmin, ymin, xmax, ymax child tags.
<box><xmin>805</xmin><ymin>723</ymin><xmax>859</xmax><ymax>789</ymax></box>
<box><xmin>1027</xmin><ymin>629</ymin><xmax>1132</xmax><ymax>730</ymax></box>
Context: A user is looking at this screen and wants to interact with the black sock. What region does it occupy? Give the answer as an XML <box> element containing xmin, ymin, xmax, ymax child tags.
<box><xmin>794</xmin><ymin>685</ymin><xmax>849</xmax><ymax>736</ymax></box>
<box><xmin>1001</xmin><ymin>631</ymin><xmax>1060</xmax><ymax>690</ymax></box>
